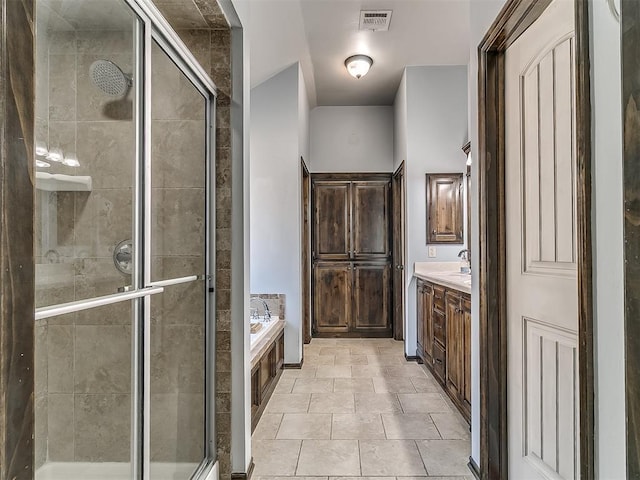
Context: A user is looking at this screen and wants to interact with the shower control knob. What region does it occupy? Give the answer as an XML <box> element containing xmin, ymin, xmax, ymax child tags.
<box><xmin>113</xmin><ymin>239</ymin><xmax>133</xmax><ymax>275</ymax></box>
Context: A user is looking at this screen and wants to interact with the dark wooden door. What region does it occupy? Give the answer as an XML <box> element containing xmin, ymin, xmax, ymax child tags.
<box><xmin>352</xmin><ymin>181</ymin><xmax>390</xmax><ymax>258</ymax></box>
<box><xmin>461</xmin><ymin>294</ymin><xmax>472</xmax><ymax>417</ymax></box>
<box><xmin>352</xmin><ymin>263</ymin><xmax>391</xmax><ymax>333</ymax></box>
<box><xmin>313</xmin><ymin>263</ymin><xmax>351</xmax><ymax>334</ymax></box>
<box><xmin>314</xmin><ymin>181</ymin><xmax>350</xmax><ymax>260</ymax></box>
<box><xmin>423</xmin><ymin>282</ymin><xmax>434</xmax><ymax>365</ymax></box>
<box><xmin>427</xmin><ymin>173</ymin><xmax>463</xmax><ymax>244</ymax></box>
<box><xmin>445</xmin><ymin>291</ymin><xmax>462</xmax><ymax>399</ymax></box>
<box><xmin>416</xmin><ymin>280</ymin><xmax>425</xmax><ymax>357</ymax></box>
<box><xmin>392</xmin><ymin>163</ymin><xmax>405</xmax><ymax>340</ymax></box>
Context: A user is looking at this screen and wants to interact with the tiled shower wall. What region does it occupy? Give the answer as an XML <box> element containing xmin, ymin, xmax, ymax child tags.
<box><xmin>35</xmin><ymin>25</ymin><xmax>209</xmax><ymax>466</ymax></box>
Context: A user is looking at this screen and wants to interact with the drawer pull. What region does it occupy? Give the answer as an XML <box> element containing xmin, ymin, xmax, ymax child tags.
<box><xmin>435</xmin><ymin>358</ymin><xmax>443</xmax><ymax>364</ymax></box>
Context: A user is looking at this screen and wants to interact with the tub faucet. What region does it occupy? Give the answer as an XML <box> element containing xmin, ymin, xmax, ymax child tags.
<box><xmin>250</xmin><ymin>296</ymin><xmax>271</xmax><ymax>321</ymax></box>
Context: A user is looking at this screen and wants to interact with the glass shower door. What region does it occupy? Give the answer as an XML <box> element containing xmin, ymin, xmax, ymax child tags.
<box><xmin>34</xmin><ymin>0</ymin><xmax>217</xmax><ymax>479</ymax></box>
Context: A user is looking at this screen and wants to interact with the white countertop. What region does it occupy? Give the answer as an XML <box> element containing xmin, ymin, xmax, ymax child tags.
<box><xmin>413</xmin><ymin>262</ymin><xmax>472</xmax><ymax>294</ymax></box>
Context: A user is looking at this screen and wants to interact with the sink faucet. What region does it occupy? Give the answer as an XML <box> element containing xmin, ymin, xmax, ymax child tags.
<box><xmin>458</xmin><ymin>249</ymin><xmax>471</xmax><ymax>273</ymax></box>
<box><xmin>250</xmin><ymin>296</ymin><xmax>271</xmax><ymax>321</ymax></box>
<box><xmin>458</xmin><ymin>249</ymin><xmax>470</xmax><ymax>262</ymax></box>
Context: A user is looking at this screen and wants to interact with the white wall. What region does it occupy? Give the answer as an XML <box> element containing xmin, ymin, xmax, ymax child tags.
<box><xmin>395</xmin><ymin>66</ymin><xmax>468</xmax><ymax>361</ymax></box>
<box><xmin>393</xmin><ymin>71</ymin><xmax>408</xmax><ymax>172</ymax></box>
<box><xmin>590</xmin><ymin>0</ymin><xmax>626</xmax><ymax>476</ymax></box>
<box><xmin>466</xmin><ymin>0</ymin><xmax>507</xmax><ymax>466</ymax></box>
<box><xmin>310</xmin><ymin>106</ymin><xmax>394</xmax><ymax>172</ymax></box>
<box><xmin>250</xmin><ymin>63</ymin><xmax>309</xmax><ymax>364</ymax></box>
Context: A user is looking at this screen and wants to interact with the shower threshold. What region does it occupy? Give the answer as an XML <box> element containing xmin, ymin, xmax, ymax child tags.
<box><xmin>36</xmin><ymin>461</ymin><xmax>200</xmax><ymax>479</ymax></box>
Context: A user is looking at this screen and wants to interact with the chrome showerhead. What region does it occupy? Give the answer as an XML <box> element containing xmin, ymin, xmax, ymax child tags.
<box><xmin>89</xmin><ymin>59</ymin><xmax>132</xmax><ymax>97</ymax></box>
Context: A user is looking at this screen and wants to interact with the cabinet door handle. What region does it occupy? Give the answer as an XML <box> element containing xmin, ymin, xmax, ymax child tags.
<box><xmin>432</xmin><ymin>229</ymin><xmax>437</xmax><ymax>235</ymax></box>
<box><xmin>435</xmin><ymin>358</ymin><xmax>443</xmax><ymax>364</ymax></box>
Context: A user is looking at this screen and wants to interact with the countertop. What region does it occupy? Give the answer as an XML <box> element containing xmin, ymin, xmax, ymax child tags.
<box><xmin>413</xmin><ymin>262</ymin><xmax>472</xmax><ymax>294</ymax></box>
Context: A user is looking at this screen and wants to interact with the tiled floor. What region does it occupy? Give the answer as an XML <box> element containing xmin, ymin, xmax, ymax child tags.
<box><xmin>252</xmin><ymin>338</ymin><xmax>472</xmax><ymax>480</ymax></box>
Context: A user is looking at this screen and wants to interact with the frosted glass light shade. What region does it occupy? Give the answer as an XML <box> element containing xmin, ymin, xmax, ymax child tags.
<box><xmin>345</xmin><ymin>55</ymin><xmax>373</xmax><ymax>79</ymax></box>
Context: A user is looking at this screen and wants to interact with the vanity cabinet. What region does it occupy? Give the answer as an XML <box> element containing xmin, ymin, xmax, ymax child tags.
<box><xmin>251</xmin><ymin>329</ymin><xmax>285</xmax><ymax>431</ymax></box>
<box><xmin>416</xmin><ymin>279</ymin><xmax>471</xmax><ymax>422</ymax></box>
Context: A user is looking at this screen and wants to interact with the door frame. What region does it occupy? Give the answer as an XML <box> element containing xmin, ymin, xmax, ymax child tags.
<box><xmin>301</xmin><ymin>158</ymin><xmax>311</xmax><ymax>344</ymax></box>
<box><xmin>392</xmin><ymin>162</ymin><xmax>406</xmax><ymax>341</ymax></box>
<box><xmin>477</xmin><ymin>0</ymin><xmax>593</xmax><ymax>478</ymax></box>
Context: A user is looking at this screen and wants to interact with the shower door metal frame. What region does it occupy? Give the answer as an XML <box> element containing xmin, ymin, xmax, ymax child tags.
<box><xmin>35</xmin><ymin>0</ymin><xmax>218</xmax><ymax>477</ymax></box>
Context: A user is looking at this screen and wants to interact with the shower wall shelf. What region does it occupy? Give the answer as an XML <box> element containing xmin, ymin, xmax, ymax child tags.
<box><xmin>36</xmin><ymin>172</ymin><xmax>92</xmax><ymax>192</ymax></box>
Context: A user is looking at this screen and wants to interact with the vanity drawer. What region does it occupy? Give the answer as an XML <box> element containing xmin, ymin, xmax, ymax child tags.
<box><xmin>433</xmin><ymin>309</ymin><xmax>446</xmax><ymax>345</ymax></box>
<box><xmin>433</xmin><ymin>285</ymin><xmax>446</xmax><ymax>311</ymax></box>
<box><xmin>432</xmin><ymin>341</ymin><xmax>446</xmax><ymax>384</ymax></box>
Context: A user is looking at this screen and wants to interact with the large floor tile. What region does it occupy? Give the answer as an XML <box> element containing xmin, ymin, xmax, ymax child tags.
<box><xmin>315</xmin><ymin>365</ymin><xmax>351</xmax><ymax>378</ymax></box>
<box><xmin>398</xmin><ymin>393</ymin><xmax>451</xmax><ymax>413</ymax></box>
<box><xmin>292</xmin><ymin>378</ymin><xmax>334</xmax><ymax>394</ymax></box>
<box><xmin>372</xmin><ymin>376</ymin><xmax>417</xmax><ymax>393</ymax></box>
<box><xmin>331</xmin><ymin>413</ymin><xmax>386</xmax><ymax>439</ymax></box>
<box><xmin>348</xmin><ymin>345</ymin><xmax>380</xmax><ymax>355</ymax></box>
<box><xmin>308</xmin><ymin>393</ymin><xmax>355</xmax><ymax>413</ymax></box>
<box><xmin>355</xmin><ymin>392</ymin><xmax>402</xmax><ymax>413</ymax></box>
<box><xmin>350</xmin><ymin>365</ymin><xmax>386</xmax><ymax>378</ymax></box>
<box><xmin>273</xmin><ymin>377</ymin><xmax>295</xmax><ymax>394</ymax></box>
<box><xmin>304</xmin><ymin>355</ymin><xmax>336</xmax><ymax>366</ymax></box>
<box><xmin>431</xmin><ymin>412</ymin><xmax>470</xmax><ymax>440</ymax></box>
<box><xmin>252</xmin><ymin>440</ymin><xmax>302</xmax><ymax>476</ymax></box>
<box><xmin>385</xmin><ymin>364</ymin><xmax>428</xmax><ymax>378</ymax></box>
<box><xmin>366</xmin><ymin>354</ymin><xmax>405</xmax><ymax>366</ymax></box>
<box><xmin>359</xmin><ymin>440</ymin><xmax>427</xmax><ymax>476</ymax></box>
<box><xmin>416</xmin><ymin>439</ymin><xmax>471</xmax><ymax>476</ymax></box>
<box><xmin>282</xmin><ymin>368</ymin><xmax>317</xmax><ymax>379</ymax></box>
<box><xmin>252</xmin><ymin>413</ymin><xmax>283</xmax><ymax>440</ymax></box>
<box><xmin>410</xmin><ymin>375</ymin><xmax>442</xmax><ymax>393</ymax></box>
<box><xmin>334</xmin><ymin>355</ymin><xmax>368</xmax><ymax>365</ymax></box>
<box><xmin>296</xmin><ymin>440</ymin><xmax>361</xmax><ymax>476</ymax></box>
<box><xmin>318</xmin><ymin>347</ymin><xmax>351</xmax><ymax>356</ymax></box>
<box><xmin>381</xmin><ymin>413</ymin><xmax>441</xmax><ymax>439</ymax></box>
<box><xmin>276</xmin><ymin>413</ymin><xmax>332</xmax><ymax>439</ymax></box>
<box><xmin>333</xmin><ymin>378</ymin><xmax>374</xmax><ymax>393</ymax></box>
<box><xmin>265</xmin><ymin>394</ymin><xmax>311</xmax><ymax>413</ymax></box>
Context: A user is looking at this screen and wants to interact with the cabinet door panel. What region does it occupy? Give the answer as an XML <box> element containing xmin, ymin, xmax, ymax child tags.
<box><xmin>314</xmin><ymin>182</ymin><xmax>350</xmax><ymax>259</ymax></box>
<box><xmin>352</xmin><ymin>263</ymin><xmax>391</xmax><ymax>332</ymax></box>
<box><xmin>445</xmin><ymin>291</ymin><xmax>462</xmax><ymax>398</ymax></box>
<box><xmin>427</xmin><ymin>173</ymin><xmax>463</xmax><ymax>244</ymax></box>
<box><xmin>423</xmin><ymin>283</ymin><xmax>434</xmax><ymax>362</ymax></box>
<box><xmin>313</xmin><ymin>263</ymin><xmax>351</xmax><ymax>333</ymax></box>
<box><xmin>462</xmin><ymin>295</ymin><xmax>472</xmax><ymax>416</ymax></box>
<box><xmin>417</xmin><ymin>280</ymin><xmax>425</xmax><ymax>354</ymax></box>
<box><xmin>353</xmin><ymin>181</ymin><xmax>389</xmax><ymax>257</ymax></box>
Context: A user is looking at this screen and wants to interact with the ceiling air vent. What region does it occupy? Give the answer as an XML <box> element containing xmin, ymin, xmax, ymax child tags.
<box><xmin>359</xmin><ymin>10</ymin><xmax>392</xmax><ymax>32</ymax></box>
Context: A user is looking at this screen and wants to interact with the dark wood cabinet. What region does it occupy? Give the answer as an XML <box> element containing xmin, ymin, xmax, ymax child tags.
<box><xmin>353</xmin><ymin>263</ymin><xmax>391</xmax><ymax>332</ymax></box>
<box><xmin>314</xmin><ymin>181</ymin><xmax>351</xmax><ymax>260</ymax></box>
<box><xmin>426</xmin><ymin>173</ymin><xmax>464</xmax><ymax>244</ymax></box>
<box><xmin>312</xmin><ymin>174</ymin><xmax>392</xmax><ymax>337</ymax></box>
<box><xmin>313</xmin><ymin>263</ymin><xmax>351</xmax><ymax>334</ymax></box>
<box><xmin>416</xmin><ymin>279</ymin><xmax>471</xmax><ymax>422</ymax></box>
<box><xmin>251</xmin><ymin>329</ymin><xmax>285</xmax><ymax>431</ymax></box>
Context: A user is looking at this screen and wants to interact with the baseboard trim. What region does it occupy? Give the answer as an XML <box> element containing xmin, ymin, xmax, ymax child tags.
<box><xmin>467</xmin><ymin>456</ymin><xmax>480</xmax><ymax>479</ymax></box>
<box><xmin>404</xmin><ymin>353</ymin><xmax>418</xmax><ymax>362</ymax></box>
<box><xmin>283</xmin><ymin>359</ymin><xmax>304</xmax><ymax>369</ymax></box>
<box><xmin>231</xmin><ymin>458</ymin><xmax>254</xmax><ymax>480</ymax></box>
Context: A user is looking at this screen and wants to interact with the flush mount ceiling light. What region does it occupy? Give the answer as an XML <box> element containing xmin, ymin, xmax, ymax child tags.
<box><xmin>345</xmin><ymin>55</ymin><xmax>373</xmax><ymax>79</ymax></box>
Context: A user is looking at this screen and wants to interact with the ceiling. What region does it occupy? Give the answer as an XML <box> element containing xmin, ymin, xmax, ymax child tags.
<box><xmin>249</xmin><ymin>0</ymin><xmax>471</xmax><ymax>106</ymax></box>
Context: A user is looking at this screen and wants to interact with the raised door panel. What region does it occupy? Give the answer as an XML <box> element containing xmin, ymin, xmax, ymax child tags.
<box><xmin>417</xmin><ymin>280</ymin><xmax>425</xmax><ymax>355</ymax></box>
<box><xmin>423</xmin><ymin>282</ymin><xmax>435</xmax><ymax>364</ymax></box>
<box><xmin>352</xmin><ymin>263</ymin><xmax>391</xmax><ymax>333</ymax></box>
<box><xmin>427</xmin><ymin>174</ymin><xmax>463</xmax><ymax>244</ymax></box>
<box><xmin>445</xmin><ymin>291</ymin><xmax>462</xmax><ymax>399</ymax></box>
<box><xmin>462</xmin><ymin>294</ymin><xmax>472</xmax><ymax>419</ymax></box>
<box><xmin>313</xmin><ymin>263</ymin><xmax>351</xmax><ymax>333</ymax></box>
<box><xmin>353</xmin><ymin>181</ymin><xmax>390</xmax><ymax>258</ymax></box>
<box><xmin>314</xmin><ymin>182</ymin><xmax>350</xmax><ymax>260</ymax></box>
